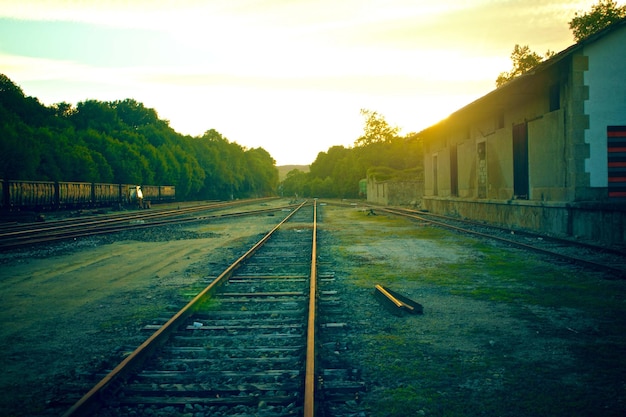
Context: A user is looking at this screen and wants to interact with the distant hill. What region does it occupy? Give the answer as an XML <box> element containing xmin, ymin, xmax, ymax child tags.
<box><xmin>278</xmin><ymin>165</ymin><xmax>309</xmax><ymax>181</ymax></box>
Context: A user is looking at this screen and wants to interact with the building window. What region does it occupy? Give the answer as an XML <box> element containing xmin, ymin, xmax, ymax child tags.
<box><xmin>549</xmin><ymin>83</ymin><xmax>560</xmax><ymax>112</ymax></box>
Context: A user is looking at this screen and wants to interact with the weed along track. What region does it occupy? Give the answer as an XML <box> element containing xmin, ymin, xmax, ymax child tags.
<box><xmin>61</xmin><ymin>201</ymin><xmax>364</xmax><ymax>417</ymax></box>
<box><xmin>370</xmin><ymin>205</ymin><xmax>626</xmax><ymax>278</ymax></box>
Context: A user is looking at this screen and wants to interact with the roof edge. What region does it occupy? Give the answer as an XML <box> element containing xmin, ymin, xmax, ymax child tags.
<box><xmin>419</xmin><ymin>17</ymin><xmax>626</xmax><ymax>136</ymax></box>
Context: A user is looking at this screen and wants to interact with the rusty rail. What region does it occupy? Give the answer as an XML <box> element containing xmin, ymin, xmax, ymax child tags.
<box><xmin>62</xmin><ymin>201</ymin><xmax>308</xmax><ymax>417</ymax></box>
<box><xmin>304</xmin><ymin>200</ymin><xmax>318</xmax><ymax>417</ymax></box>
<box><xmin>374</xmin><ymin>284</ymin><xmax>423</xmax><ymax>315</ymax></box>
<box><xmin>0</xmin><ymin>198</ymin><xmax>284</xmax><ymax>251</ymax></box>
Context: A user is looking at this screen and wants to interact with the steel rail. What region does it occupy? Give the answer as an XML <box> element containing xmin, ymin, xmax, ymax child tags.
<box><xmin>0</xmin><ymin>204</ymin><xmax>212</xmax><ymax>236</ymax></box>
<box><xmin>0</xmin><ymin>198</ymin><xmax>277</xmax><ymax>238</ymax></box>
<box><xmin>379</xmin><ymin>204</ymin><xmax>626</xmax><ymax>257</ymax></box>
<box><xmin>378</xmin><ymin>206</ymin><xmax>626</xmax><ymax>279</ymax></box>
<box><xmin>304</xmin><ymin>200</ymin><xmax>317</xmax><ymax>417</ymax></box>
<box><xmin>375</xmin><ymin>284</ymin><xmax>412</xmax><ymax>310</ymax></box>
<box><xmin>61</xmin><ymin>201</ymin><xmax>308</xmax><ymax>417</ymax></box>
<box><xmin>0</xmin><ymin>203</ymin><xmax>297</xmax><ymax>251</ymax></box>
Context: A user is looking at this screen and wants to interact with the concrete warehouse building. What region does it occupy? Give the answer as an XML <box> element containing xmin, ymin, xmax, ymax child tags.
<box><xmin>420</xmin><ymin>18</ymin><xmax>626</xmax><ymax>246</ymax></box>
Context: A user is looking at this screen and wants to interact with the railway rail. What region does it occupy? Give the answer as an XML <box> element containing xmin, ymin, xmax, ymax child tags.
<box><xmin>0</xmin><ymin>198</ymin><xmax>280</xmax><ymax>251</ymax></box>
<box><xmin>369</xmin><ymin>205</ymin><xmax>626</xmax><ymax>279</ymax></box>
<box><xmin>61</xmin><ymin>200</ymin><xmax>364</xmax><ymax>417</ymax></box>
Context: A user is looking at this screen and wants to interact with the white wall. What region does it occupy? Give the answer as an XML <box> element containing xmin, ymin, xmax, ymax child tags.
<box><xmin>583</xmin><ymin>26</ymin><xmax>626</xmax><ymax>187</ymax></box>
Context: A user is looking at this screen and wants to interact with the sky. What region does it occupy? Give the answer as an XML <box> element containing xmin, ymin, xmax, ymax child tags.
<box><xmin>0</xmin><ymin>0</ymin><xmax>612</xmax><ymax>165</ymax></box>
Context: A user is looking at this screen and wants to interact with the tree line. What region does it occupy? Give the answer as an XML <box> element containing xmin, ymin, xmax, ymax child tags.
<box><xmin>280</xmin><ymin>109</ymin><xmax>423</xmax><ymax>199</ymax></box>
<box><xmin>0</xmin><ymin>74</ymin><xmax>278</xmax><ymax>201</ymax></box>
<box><xmin>0</xmin><ymin>73</ymin><xmax>423</xmax><ymax>201</ymax></box>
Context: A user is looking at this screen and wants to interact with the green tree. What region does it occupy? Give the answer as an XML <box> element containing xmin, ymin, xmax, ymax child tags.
<box><xmin>196</xmin><ymin>130</ymin><xmax>246</xmax><ymax>199</ymax></box>
<box><xmin>113</xmin><ymin>98</ymin><xmax>159</xmax><ymax>129</ymax></box>
<box><xmin>296</xmin><ymin>109</ymin><xmax>424</xmax><ymax>199</ymax></box>
<box><xmin>331</xmin><ymin>151</ymin><xmax>362</xmax><ymax>197</ymax></box>
<box><xmin>0</xmin><ymin>122</ymin><xmax>38</xmax><ymax>179</ymax></box>
<box><xmin>354</xmin><ymin>109</ymin><xmax>400</xmax><ymax>147</ymax></box>
<box><xmin>495</xmin><ymin>45</ymin><xmax>554</xmax><ymax>87</ymax></box>
<box><xmin>169</xmin><ymin>143</ymin><xmax>205</xmax><ymax>198</ymax></box>
<box><xmin>401</xmin><ymin>132</ymin><xmax>424</xmax><ymax>173</ymax></box>
<box><xmin>569</xmin><ymin>0</ymin><xmax>626</xmax><ymax>41</ymax></box>
<box><xmin>72</xmin><ymin>100</ymin><xmax>120</xmax><ymax>132</ymax></box>
<box><xmin>243</xmin><ymin>147</ymin><xmax>278</xmax><ymax>196</ymax></box>
<box><xmin>51</xmin><ymin>102</ymin><xmax>75</xmax><ymax>118</ymax></box>
<box><xmin>309</xmin><ymin>146</ymin><xmax>350</xmax><ymax>179</ymax></box>
<box><xmin>280</xmin><ymin>169</ymin><xmax>308</xmax><ymax>198</ymax></box>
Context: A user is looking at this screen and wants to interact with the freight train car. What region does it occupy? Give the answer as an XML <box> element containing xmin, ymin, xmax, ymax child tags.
<box><xmin>93</xmin><ymin>183</ymin><xmax>123</xmax><ymax>206</ymax></box>
<box><xmin>7</xmin><ymin>180</ymin><xmax>56</xmax><ymax>210</ymax></box>
<box><xmin>159</xmin><ymin>185</ymin><xmax>176</xmax><ymax>201</ymax></box>
<box><xmin>0</xmin><ymin>179</ymin><xmax>175</xmax><ymax>211</ymax></box>
<box><xmin>140</xmin><ymin>185</ymin><xmax>159</xmax><ymax>202</ymax></box>
<box><xmin>58</xmin><ymin>181</ymin><xmax>92</xmax><ymax>208</ymax></box>
<box><xmin>125</xmin><ymin>184</ymin><xmax>177</xmax><ymax>208</ymax></box>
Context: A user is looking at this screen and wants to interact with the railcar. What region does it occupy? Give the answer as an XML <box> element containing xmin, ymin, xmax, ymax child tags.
<box><xmin>140</xmin><ymin>185</ymin><xmax>160</xmax><ymax>202</ymax></box>
<box><xmin>58</xmin><ymin>181</ymin><xmax>93</xmax><ymax>208</ymax></box>
<box><xmin>159</xmin><ymin>185</ymin><xmax>176</xmax><ymax>201</ymax></box>
<box><xmin>93</xmin><ymin>183</ymin><xmax>123</xmax><ymax>206</ymax></box>
<box><xmin>7</xmin><ymin>180</ymin><xmax>56</xmax><ymax>210</ymax></box>
<box><xmin>121</xmin><ymin>184</ymin><xmax>135</xmax><ymax>205</ymax></box>
<box><xmin>0</xmin><ymin>179</ymin><xmax>176</xmax><ymax>211</ymax></box>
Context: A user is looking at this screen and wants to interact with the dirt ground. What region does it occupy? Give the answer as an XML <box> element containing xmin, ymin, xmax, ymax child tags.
<box><xmin>1</xmin><ymin>200</ymin><xmax>625</xmax><ymax>417</ymax></box>
<box><xmin>0</xmin><ymin>201</ymin><xmax>282</xmax><ymax>417</ymax></box>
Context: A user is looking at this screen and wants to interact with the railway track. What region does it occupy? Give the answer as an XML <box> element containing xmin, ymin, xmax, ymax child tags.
<box><xmin>0</xmin><ymin>198</ymin><xmax>281</xmax><ymax>251</ymax></box>
<box><xmin>371</xmin><ymin>205</ymin><xmax>626</xmax><ymax>279</ymax></box>
<box><xmin>61</xmin><ymin>200</ymin><xmax>364</xmax><ymax>417</ymax></box>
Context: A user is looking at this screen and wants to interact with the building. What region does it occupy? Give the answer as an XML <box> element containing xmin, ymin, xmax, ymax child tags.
<box><xmin>365</xmin><ymin>166</ymin><xmax>424</xmax><ymax>206</ymax></box>
<box><xmin>366</xmin><ymin>176</ymin><xmax>423</xmax><ymax>206</ymax></box>
<box><xmin>420</xmin><ymin>19</ymin><xmax>626</xmax><ymax>246</ymax></box>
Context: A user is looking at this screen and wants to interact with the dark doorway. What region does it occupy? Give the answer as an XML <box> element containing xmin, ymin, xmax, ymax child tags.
<box><xmin>450</xmin><ymin>144</ymin><xmax>458</xmax><ymax>197</ymax></box>
<box><xmin>513</xmin><ymin>123</ymin><xmax>529</xmax><ymax>199</ymax></box>
<box><xmin>433</xmin><ymin>155</ymin><xmax>438</xmax><ymax>196</ymax></box>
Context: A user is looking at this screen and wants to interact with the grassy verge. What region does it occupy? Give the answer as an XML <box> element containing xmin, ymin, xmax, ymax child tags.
<box><xmin>324</xmin><ymin>205</ymin><xmax>626</xmax><ymax>417</ymax></box>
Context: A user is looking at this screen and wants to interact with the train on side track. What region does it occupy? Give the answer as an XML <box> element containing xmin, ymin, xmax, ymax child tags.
<box><xmin>0</xmin><ymin>179</ymin><xmax>175</xmax><ymax>211</ymax></box>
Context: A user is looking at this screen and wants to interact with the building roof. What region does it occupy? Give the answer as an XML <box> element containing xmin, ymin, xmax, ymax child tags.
<box><xmin>420</xmin><ymin>17</ymin><xmax>626</xmax><ymax>135</ymax></box>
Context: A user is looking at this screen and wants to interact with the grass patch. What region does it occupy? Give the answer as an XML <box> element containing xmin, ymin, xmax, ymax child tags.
<box><xmin>323</xmin><ymin>204</ymin><xmax>626</xmax><ymax>417</ymax></box>
<box><xmin>361</xmin><ymin>334</ymin><xmax>623</xmax><ymax>417</ymax></box>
